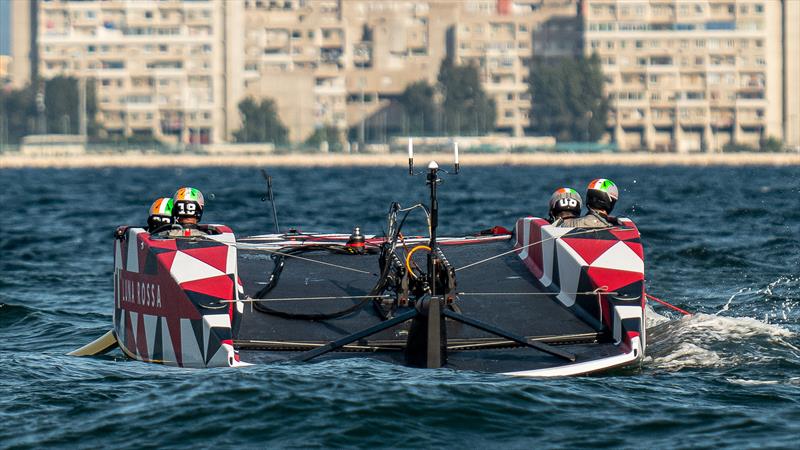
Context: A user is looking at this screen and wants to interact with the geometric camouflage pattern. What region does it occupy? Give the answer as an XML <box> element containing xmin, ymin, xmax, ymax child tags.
<box><xmin>514</xmin><ymin>217</ymin><xmax>646</xmax><ymax>359</ymax></box>
<box><xmin>113</xmin><ymin>225</ymin><xmax>244</xmax><ymax>368</ymax></box>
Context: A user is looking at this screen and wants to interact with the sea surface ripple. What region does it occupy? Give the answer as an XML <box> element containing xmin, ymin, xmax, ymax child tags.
<box><xmin>1</xmin><ymin>165</ymin><xmax>799</xmax><ymax>448</ymax></box>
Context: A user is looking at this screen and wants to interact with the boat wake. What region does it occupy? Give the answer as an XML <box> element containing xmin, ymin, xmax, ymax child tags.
<box><xmin>644</xmin><ymin>277</ymin><xmax>800</xmax><ymax>376</ymax></box>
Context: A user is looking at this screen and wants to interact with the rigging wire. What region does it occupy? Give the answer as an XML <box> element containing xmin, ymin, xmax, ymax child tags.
<box><xmin>223</xmin><ymin>294</ymin><xmax>392</xmax><ymax>303</ymax></box>
<box><xmin>455</xmin><ymin>227</ymin><xmax>623</xmax><ymax>272</ymax></box>
<box><xmin>457</xmin><ymin>291</ymin><xmax>619</xmax><ymax>296</ymax></box>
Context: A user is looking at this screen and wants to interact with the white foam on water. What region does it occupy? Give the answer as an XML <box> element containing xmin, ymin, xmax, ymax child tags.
<box><xmin>675</xmin><ymin>313</ymin><xmax>793</xmax><ymax>341</ymax></box>
<box><xmin>650</xmin><ymin>342</ymin><xmax>725</xmax><ymax>370</ymax></box>
<box><xmin>725</xmin><ymin>378</ymin><xmax>780</xmax><ymax>386</ymax></box>
<box><xmin>645</xmin><ymin>304</ymin><xmax>671</xmax><ymax>328</ymax></box>
<box><xmin>646</xmin><ymin>313</ymin><xmax>796</xmax><ymax>371</ymax></box>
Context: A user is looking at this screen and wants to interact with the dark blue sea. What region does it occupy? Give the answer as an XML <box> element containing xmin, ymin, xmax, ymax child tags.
<box><xmin>1</xmin><ymin>165</ymin><xmax>799</xmax><ymax>448</ymax></box>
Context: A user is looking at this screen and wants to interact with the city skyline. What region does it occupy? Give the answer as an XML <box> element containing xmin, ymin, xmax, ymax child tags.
<box><xmin>3</xmin><ymin>0</ymin><xmax>799</xmax><ymax>152</ymax></box>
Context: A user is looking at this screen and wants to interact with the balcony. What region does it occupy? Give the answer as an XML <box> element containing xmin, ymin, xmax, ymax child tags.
<box><xmin>320</xmin><ymin>29</ymin><xmax>344</xmax><ymax>48</ymax></box>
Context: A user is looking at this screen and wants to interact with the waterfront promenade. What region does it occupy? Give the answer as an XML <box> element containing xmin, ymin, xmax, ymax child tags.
<box><xmin>1</xmin><ymin>152</ymin><xmax>799</xmax><ymax>169</ymax></box>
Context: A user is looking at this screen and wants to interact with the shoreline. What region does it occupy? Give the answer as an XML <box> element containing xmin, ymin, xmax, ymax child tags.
<box><xmin>1</xmin><ymin>151</ymin><xmax>799</xmax><ymax>168</ymax></box>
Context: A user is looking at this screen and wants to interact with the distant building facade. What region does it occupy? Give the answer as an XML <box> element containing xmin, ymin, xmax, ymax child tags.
<box><xmin>19</xmin><ymin>0</ymin><xmax>239</xmax><ymax>144</ymax></box>
<box><xmin>9</xmin><ymin>0</ymin><xmax>800</xmax><ymax>150</ymax></box>
<box><xmin>451</xmin><ymin>0</ymin><xmax>581</xmax><ymax>137</ymax></box>
<box><xmin>582</xmin><ymin>0</ymin><xmax>799</xmax><ymax>152</ymax></box>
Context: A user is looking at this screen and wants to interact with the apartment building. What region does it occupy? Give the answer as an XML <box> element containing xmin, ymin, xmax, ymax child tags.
<box><xmin>241</xmin><ymin>0</ymin><xmax>461</xmax><ymax>143</ymax></box>
<box><xmin>23</xmin><ymin>0</ymin><xmax>241</xmax><ymax>144</ymax></box>
<box><xmin>784</xmin><ymin>0</ymin><xmax>800</xmax><ymax>151</ymax></box>
<box><xmin>451</xmin><ymin>0</ymin><xmax>580</xmax><ymax>136</ymax></box>
<box><xmin>241</xmin><ymin>0</ymin><xmax>583</xmax><ymax>142</ymax></box>
<box><xmin>582</xmin><ymin>0</ymin><xmax>795</xmax><ymax>152</ymax></box>
<box><xmin>12</xmin><ymin>0</ymin><xmax>797</xmax><ymax>149</ymax></box>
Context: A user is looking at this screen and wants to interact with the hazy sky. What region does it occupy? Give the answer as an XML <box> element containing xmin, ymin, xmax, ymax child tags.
<box><xmin>0</xmin><ymin>0</ymin><xmax>10</xmax><ymax>55</ymax></box>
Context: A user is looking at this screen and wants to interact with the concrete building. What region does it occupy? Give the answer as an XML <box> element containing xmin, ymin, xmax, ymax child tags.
<box><xmin>28</xmin><ymin>0</ymin><xmax>241</xmax><ymax>144</ymax></box>
<box><xmin>451</xmin><ymin>0</ymin><xmax>581</xmax><ymax>136</ymax></box>
<box><xmin>783</xmin><ymin>0</ymin><xmax>800</xmax><ymax>151</ymax></box>
<box><xmin>242</xmin><ymin>0</ymin><xmax>583</xmax><ymax>142</ymax></box>
<box><xmin>9</xmin><ymin>0</ymin><xmax>34</xmax><ymax>89</ymax></box>
<box><xmin>582</xmin><ymin>0</ymin><xmax>797</xmax><ymax>152</ymax></box>
<box><xmin>10</xmin><ymin>0</ymin><xmax>799</xmax><ymax>149</ymax></box>
<box><xmin>241</xmin><ymin>0</ymin><xmax>459</xmax><ymax>143</ymax></box>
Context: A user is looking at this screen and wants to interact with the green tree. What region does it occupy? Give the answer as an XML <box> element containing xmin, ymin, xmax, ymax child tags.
<box><xmin>761</xmin><ymin>136</ymin><xmax>783</xmax><ymax>152</ymax></box>
<box><xmin>233</xmin><ymin>97</ymin><xmax>288</xmax><ymax>144</ymax></box>
<box><xmin>0</xmin><ymin>76</ymin><xmax>102</xmax><ymax>145</ymax></box>
<box><xmin>45</xmin><ymin>76</ymin><xmax>79</xmax><ymax>133</ymax></box>
<box><xmin>0</xmin><ymin>85</ymin><xmax>36</xmax><ymax>144</ymax></box>
<box><xmin>44</xmin><ymin>76</ymin><xmax>101</xmax><ymax>138</ymax></box>
<box><xmin>529</xmin><ymin>53</ymin><xmax>609</xmax><ymax>142</ymax></box>
<box><xmin>438</xmin><ymin>58</ymin><xmax>496</xmax><ymax>135</ymax></box>
<box><xmin>398</xmin><ymin>80</ymin><xmax>438</xmax><ymax>135</ymax></box>
<box><xmin>305</xmin><ymin>125</ymin><xmax>341</xmax><ymax>150</ymax></box>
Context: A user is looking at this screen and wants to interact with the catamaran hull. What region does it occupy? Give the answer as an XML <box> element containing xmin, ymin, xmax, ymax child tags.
<box><xmin>110</xmin><ymin>219</ymin><xmax>646</xmax><ymax>377</ymax></box>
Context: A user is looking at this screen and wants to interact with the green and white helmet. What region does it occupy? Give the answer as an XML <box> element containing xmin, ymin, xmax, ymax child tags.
<box><xmin>586</xmin><ymin>179</ymin><xmax>619</xmax><ymax>213</ymax></box>
<box><xmin>172</xmin><ymin>187</ymin><xmax>205</xmax><ymax>220</ymax></box>
<box><xmin>147</xmin><ymin>197</ymin><xmax>174</xmax><ymax>231</ymax></box>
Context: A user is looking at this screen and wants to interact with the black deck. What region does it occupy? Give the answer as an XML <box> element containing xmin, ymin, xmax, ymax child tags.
<box><xmin>235</xmin><ymin>238</ymin><xmax>616</xmax><ymax>373</ymax></box>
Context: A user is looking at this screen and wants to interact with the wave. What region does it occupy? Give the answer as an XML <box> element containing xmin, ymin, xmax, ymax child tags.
<box><xmin>645</xmin><ymin>313</ymin><xmax>798</xmax><ymax>372</ymax></box>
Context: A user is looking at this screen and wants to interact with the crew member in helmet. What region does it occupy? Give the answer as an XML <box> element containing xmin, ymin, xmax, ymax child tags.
<box><xmin>562</xmin><ymin>178</ymin><xmax>620</xmax><ymax>228</ymax></box>
<box><xmin>147</xmin><ymin>197</ymin><xmax>174</xmax><ymax>233</ymax></box>
<box><xmin>170</xmin><ymin>186</ymin><xmax>206</xmax><ymax>236</ymax></box>
<box><xmin>548</xmin><ymin>188</ymin><xmax>583</xmax><ymax>226</ymax></box>
<box><xmin>585</xmin><ymin>178</ymin><xmax>620</xmax><ymax>225</ymax></box>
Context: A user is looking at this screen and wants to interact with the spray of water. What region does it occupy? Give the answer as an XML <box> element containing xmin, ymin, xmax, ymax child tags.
<box><xmin>644</xmin><ymin>277</ymin><xmax>800</xmax><ymax>376</ymax></box>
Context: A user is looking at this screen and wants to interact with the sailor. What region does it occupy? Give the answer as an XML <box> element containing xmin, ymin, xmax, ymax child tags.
<box><xmin>146</xmin><ymin>197</ymin><xmax>174</xmax><ymax>233</ymax></box>
<box><xmin>548</xmin><ymin>188</ymin><xmax>583</xmax><ymax>226</ymax></box>
<box><xmin>561</xmin><ymin>178</ymin><xmax>620</xmax><ymax>228</ymax></box>
<box><xmin>170</xmin><ymin>186</ymin><xmax>206</xmax><ymax>236</ymax></box>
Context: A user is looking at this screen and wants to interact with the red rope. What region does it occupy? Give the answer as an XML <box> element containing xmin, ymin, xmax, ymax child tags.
<box><xmin>645</xmin><ymin>293</ymin><xmax>692</xmax><ymax>316</ymax></box>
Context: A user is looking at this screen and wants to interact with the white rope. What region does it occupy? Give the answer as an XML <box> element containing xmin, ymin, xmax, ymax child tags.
<box><xmin>454</xmin><ymin>226</ymin><xmax>620</xmax><ymax>272</ymax></box>
<box><xmin>222</xmin><ymin>294</ymin><xmax>390</xmax><ymax>303</ymax></box>
<box><xmin>457</xmin><ymin>291</ymin><xmax>617</xmax><ymax>296</ymax></box>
